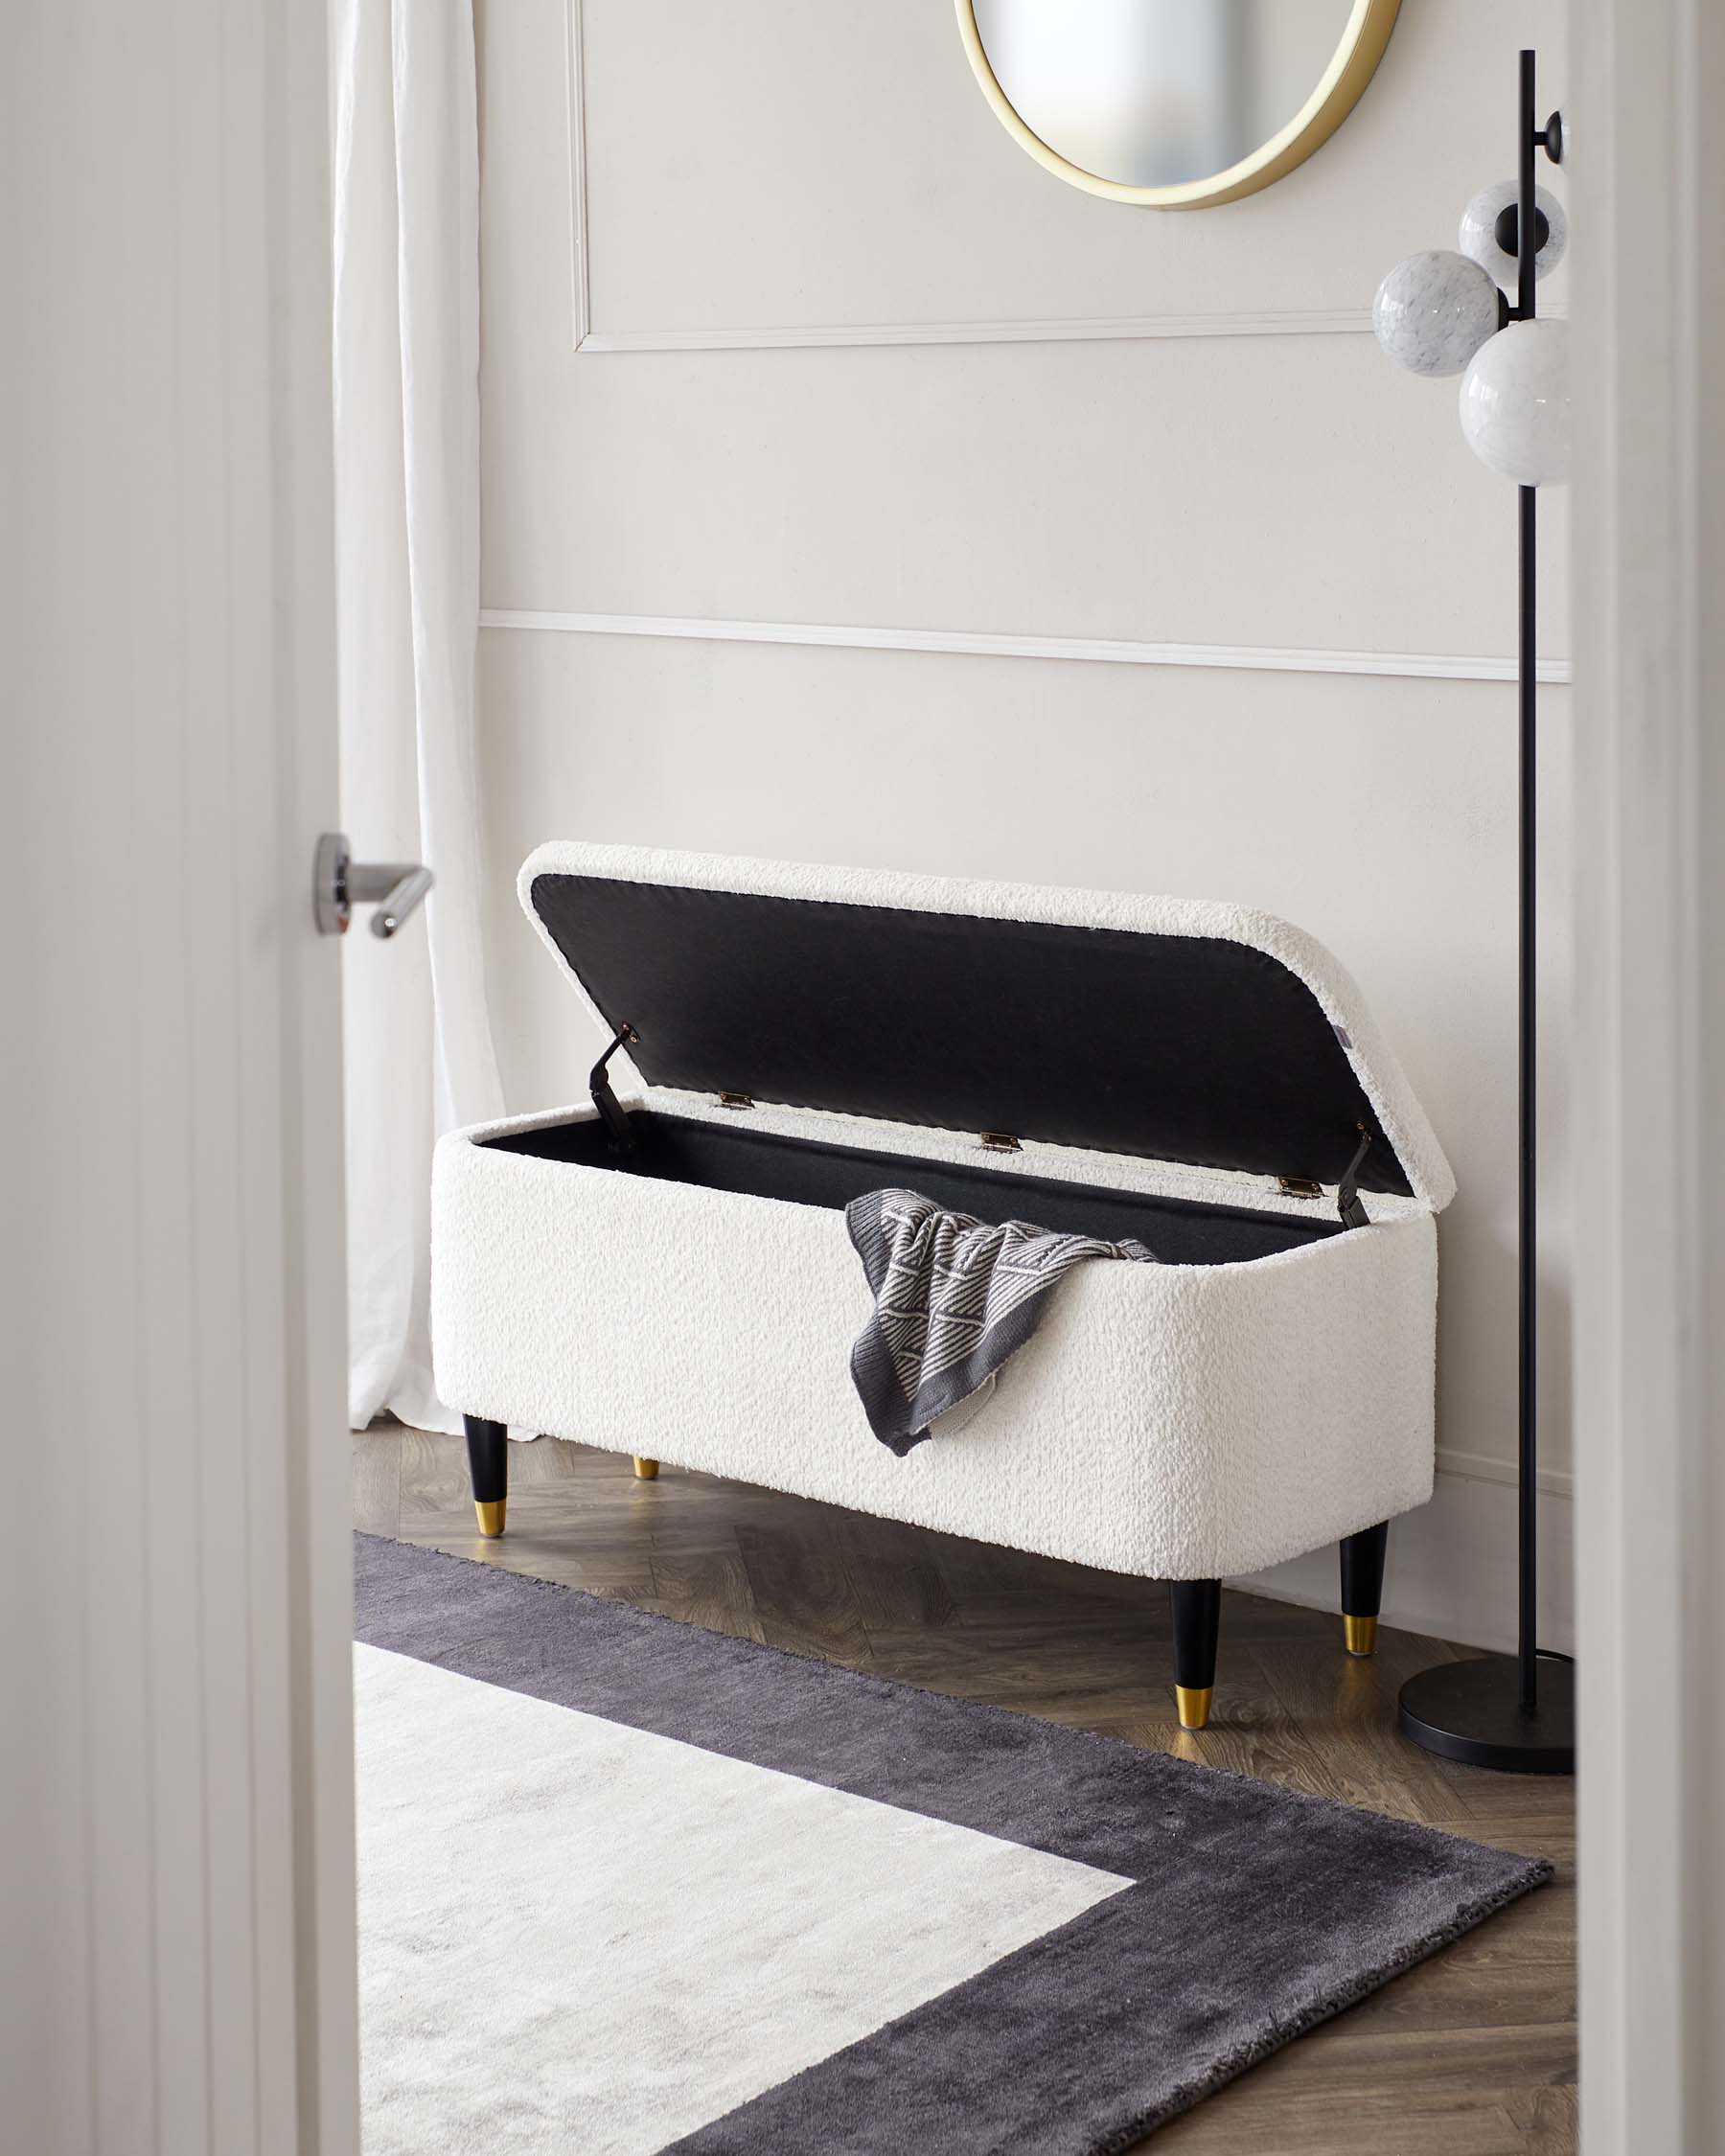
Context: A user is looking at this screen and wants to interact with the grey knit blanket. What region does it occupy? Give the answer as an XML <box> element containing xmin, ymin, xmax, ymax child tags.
<box><xmin>845</xmin><ymin>1187</ymin><xmax>1159</xmax><ymax>1455</ymax></box>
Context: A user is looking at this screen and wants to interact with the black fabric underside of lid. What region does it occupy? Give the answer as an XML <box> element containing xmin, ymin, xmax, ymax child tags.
<box><xmin>527</xmin><ymin>874</ymin><xmax>1414</xmax><ymax>1197</ymax></box>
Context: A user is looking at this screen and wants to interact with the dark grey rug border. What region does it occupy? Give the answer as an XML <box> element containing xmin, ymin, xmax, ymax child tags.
<box><xmin>355</xmin><ymin>1533</ymin><xmax>1550</xmax><ymax>2155</ymax></box>
<box><xmin>666</xmin><ymin>1860</ymin><xmax>1545</xmax><ymax>2155</ymax></box>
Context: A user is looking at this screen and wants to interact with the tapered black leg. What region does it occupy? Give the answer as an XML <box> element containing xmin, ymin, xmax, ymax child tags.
<box><xmin>1169</xmin><ymin>1579</ymin><xmax>1221</xmax><ymax>1730</ymax></box>
<box><xmin>465</xmin><ymin>1414</ymin><xmax>508</xmax><ymax>1538</ymax></box>
<box><xmin>1340</xmin><ymin>1521</ymin><xmax>1390</xmax><ymax>1657</ymax></box>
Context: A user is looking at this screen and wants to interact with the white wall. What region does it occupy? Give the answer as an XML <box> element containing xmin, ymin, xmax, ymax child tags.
<box><xmin>472</xmin><ymin>0</ymin><xmax>1573</xmax><ymax>1653</ymax></box>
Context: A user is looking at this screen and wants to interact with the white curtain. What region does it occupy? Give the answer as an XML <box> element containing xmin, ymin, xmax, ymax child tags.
<box><xmin>333</xmin><ymin>0</ymin><xmax>503</xmax><ymax>1433</ymax></box>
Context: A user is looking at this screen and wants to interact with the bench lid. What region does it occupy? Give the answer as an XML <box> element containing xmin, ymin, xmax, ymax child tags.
<box><xmin>518</xmin><ymin>841</ymin><xmax>1455</xmax><ymax>1208</ymax></box>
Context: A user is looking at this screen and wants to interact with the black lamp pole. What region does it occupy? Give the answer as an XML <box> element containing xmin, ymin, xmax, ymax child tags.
<box><xmin>1516</xmin><ymin>38</ymin><xmax>1541</xmax><ymax>1724</ymax></box>
<box><xmin>1396</xmin><ymin>49</ymin><xmax>1575</xmax><ymax>1774</ymax></box>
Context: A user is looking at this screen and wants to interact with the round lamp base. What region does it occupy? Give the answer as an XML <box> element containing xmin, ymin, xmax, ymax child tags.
<box><xmin>1397</xmin><ymin>1652</ymin><xmax>1575</xmax><ymax>1775</ymax></box>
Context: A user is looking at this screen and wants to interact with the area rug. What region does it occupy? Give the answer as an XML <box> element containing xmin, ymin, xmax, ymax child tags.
<box><xmin>353</xmin><ymin>1532</ymin><xmax>1549</xmax><ymax>2155</ymax></box>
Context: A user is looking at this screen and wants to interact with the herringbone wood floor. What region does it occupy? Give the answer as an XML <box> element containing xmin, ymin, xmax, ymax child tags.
<box><xmin>353</xmin><ymin>1425</ymin><xmax>1576</xmax><ymax>2155</ymax></box>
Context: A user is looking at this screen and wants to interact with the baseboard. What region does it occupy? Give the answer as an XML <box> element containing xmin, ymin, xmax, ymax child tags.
<box><xmin>1434</xmin><ymin>1443</ymin><xmax>1573</xmax><ymax>1500</ymax></box>
<box><xmin>1232</xmin><ymin>1469</ymin><xmax>1576</xmax><ymax>1657</ymax></box>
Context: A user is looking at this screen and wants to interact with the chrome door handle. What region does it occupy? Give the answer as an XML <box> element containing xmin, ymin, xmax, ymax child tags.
<box><xmin>313</xmin><ymin>832</ymin><xmax>435</xmax><ymax>938</ymax></box>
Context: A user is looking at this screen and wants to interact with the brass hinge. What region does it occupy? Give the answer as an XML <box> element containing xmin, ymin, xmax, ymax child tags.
<box><xmin>1276</xmin><ymin>1175</ymin><xmax>1323</xmax><ymax>1201</ymax></box>
<box><xmin>979</xmin><ymin>1130</ymin><xmax>1022</xmax><ymax>1153</ymax></box>
<box><xmin>716</xmin><ymin>1091</ymin><xmax>754</xmax><ymax>1111</ymax></box>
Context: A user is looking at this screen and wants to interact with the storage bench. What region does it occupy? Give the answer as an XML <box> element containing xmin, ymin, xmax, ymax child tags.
<box><xmin>431</xmin><ymin>843</ymin><xmax>1454</xmax><ymax>1728</ymax></box>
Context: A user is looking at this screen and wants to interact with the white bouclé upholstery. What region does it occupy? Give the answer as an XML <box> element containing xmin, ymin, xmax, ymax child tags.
<box><xmin>432</xmin><ymin>845</ymin><xmax>1452</xmax><ymax>1584</ymax></box>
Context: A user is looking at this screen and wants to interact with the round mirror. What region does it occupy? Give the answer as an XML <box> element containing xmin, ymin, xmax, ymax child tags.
<box><xmin>956</xmin><ymin>0</ymin><xmax>1401</xmax><ymax>209</ymax></box>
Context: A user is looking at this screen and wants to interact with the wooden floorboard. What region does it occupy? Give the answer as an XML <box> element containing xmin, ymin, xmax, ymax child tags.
<box><xmin>356</xmin><ymin>1424</ymin><xmax>1576</xmax><ymax>2154</ymax></box>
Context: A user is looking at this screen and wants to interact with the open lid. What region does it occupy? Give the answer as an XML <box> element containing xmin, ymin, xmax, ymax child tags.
<box><xmin>518</xmin><ymin>842</ymin><xmax>1455</xmax><ymax>1208</ymax></box>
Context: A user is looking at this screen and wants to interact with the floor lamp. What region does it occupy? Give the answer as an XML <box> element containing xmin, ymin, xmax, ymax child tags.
<box><xmin>1369</xmin><ymin>49</ymin><xmax>1575</xmax><ymax>1774</ymax></box>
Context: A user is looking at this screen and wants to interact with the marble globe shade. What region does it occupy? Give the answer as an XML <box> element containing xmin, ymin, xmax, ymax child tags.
<box><xmin>1459</xmin><ymin>180</ymin><xmax>1568</xmax><ymax>287</ymax></box>
<box><xmin>1372</xmin><ymin>251</ymin><xmax>1502</xmax><ymax>378</ymax></box>
<box><xmin>1459</xmin><ymin>319</ymin><xmax>1571</xmax><ymax>486</ymax></box>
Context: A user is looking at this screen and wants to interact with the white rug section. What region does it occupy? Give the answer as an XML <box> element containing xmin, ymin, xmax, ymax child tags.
<box><xmin>356</xmin><ymin>1643</ymin><xmax>1130</xmax><ymax>2155</ymax></box>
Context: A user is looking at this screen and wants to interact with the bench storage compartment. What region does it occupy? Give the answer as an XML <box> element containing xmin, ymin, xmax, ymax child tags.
<box><xmin>431</xmin><ymin>842</ymin><xmax>1455</xmax><ymax>1728</ymax></box>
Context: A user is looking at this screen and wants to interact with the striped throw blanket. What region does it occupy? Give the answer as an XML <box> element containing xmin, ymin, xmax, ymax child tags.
<box><xmin>845</xmin><ymin>1187</ymin><xmax>1158</xmax><ymax>1455</ymax></box>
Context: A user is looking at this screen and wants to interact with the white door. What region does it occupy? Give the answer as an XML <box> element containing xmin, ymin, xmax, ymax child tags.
<box><xmin>2</xmin><ymin>5</ymin><xmax>358</xmax><ymax>2152</ymax></box>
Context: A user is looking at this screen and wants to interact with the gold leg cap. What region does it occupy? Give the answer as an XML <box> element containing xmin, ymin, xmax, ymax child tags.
<box><xmin>632</xmin><ymin>1456</ymin><xmax>659</xmax><ymax>1480</ymax></box>
<box><xmin>1344</xmin><ymin>1614</ymin><xmax>1378</xmax><ymax>1658</ymax></box>
<box><xmin>474</xmin><ymin>1499</ymin><xmax>506</xmax><ymax>1538</ymax></box>
<box><xmin>1175</xmin><ymin>1686</ymin><xmax>1213</xmax><ymax>1731</ymax></box>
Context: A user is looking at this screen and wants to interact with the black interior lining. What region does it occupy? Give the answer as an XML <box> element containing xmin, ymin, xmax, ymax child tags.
<box><xmin>482</xmin><ymin>1110</ymin><xmax>1344</xmax><ymax>1267</ymax></box>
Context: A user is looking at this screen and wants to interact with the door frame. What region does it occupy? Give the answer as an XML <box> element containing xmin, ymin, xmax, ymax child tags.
<box><xmin>1571</xmin><ymin>0</ymin><xmax>1725</xmax><ymax>2146</ymax></box>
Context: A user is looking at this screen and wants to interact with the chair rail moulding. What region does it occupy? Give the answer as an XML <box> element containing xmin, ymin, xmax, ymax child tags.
<box><xmin>575</xmin><ymin>311</ymin><xmax>1380</xmax><ymax>356</ymax></box>
<box><xmin>478</xmin><ymin>608</ymin><xmax>1576</xmax><ymax>687</ymax></box>
<box><xmin>562</xmin><ymin>1</ymin><xmax>1569</xmax><ymax>356</ymax></box>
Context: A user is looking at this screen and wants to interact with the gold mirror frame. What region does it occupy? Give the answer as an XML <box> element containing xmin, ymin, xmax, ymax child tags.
<box><xmin>954</xmin><ymin>0</ymin><xmax>1402</xmax><ymax>210</ymax></box>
